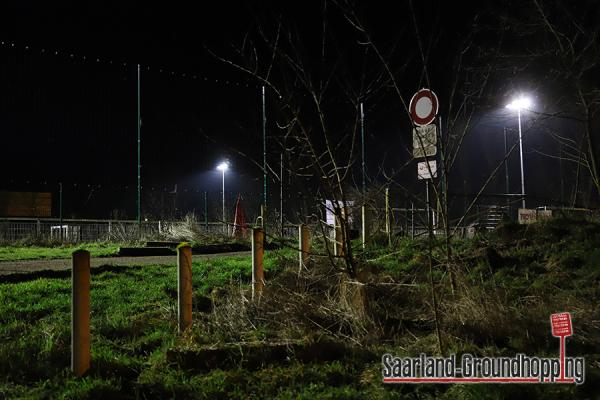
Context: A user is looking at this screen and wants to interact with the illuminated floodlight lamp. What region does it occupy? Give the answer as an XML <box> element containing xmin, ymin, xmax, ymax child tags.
<box><xmin>506</xmin><ymin>96</ymin><xmax>532</xmax><ymax>111</ymax></box>
<box><xmin>505</xmin><ymin>95</ymin><xmax>532</xmax><ymax>210</ymax></box>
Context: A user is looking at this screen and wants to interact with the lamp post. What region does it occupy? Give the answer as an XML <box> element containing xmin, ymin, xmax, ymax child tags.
<box><xmin>503</xmin><ymin>127</ymin><xmax>510</xmax><ymax>211</ymax></box>
<box><xmin>217</xmin><ymin>162</ymin><xmax>229</xmax><ymax>234</ymax></box>
<box><xmin>360</xmin><ymin>102</ymin><xmax>368</xmax><ymax>249</ymax></box>
<box><xmin>506</xmin><ymin>96</ymin><xmax>531</xmax><ymax>210</ymax></box>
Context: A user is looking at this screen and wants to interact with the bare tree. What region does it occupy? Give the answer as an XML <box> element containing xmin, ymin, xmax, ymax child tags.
<box><xmin>209</xmin><ymin>4</ymin><xmax>415</xmax><ymax>278</ymax></box>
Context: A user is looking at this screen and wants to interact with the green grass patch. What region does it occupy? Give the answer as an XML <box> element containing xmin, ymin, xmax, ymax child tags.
<box><xmin>0</xmin><ymin>220</ymin><xmax>598</xmax><ymax>399</ymax></box>
<box><xmin>0</xmin><ymin>249</ymin><xmax>299</xmax><ymax>398</ymax></box>
<box><xmin>0</xmin><ymin>243</ymin><xmax>122</xmax><ymax>261</ymax></box>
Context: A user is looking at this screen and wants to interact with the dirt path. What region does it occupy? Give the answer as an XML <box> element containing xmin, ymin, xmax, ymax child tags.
<box><xmin>0</xmin><ymin>252</ymin><xmax>251</xmax><ymax>276</ymax></box>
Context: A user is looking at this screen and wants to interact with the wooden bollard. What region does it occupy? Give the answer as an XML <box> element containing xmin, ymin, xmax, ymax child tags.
<box><xmin>252</xmin><ymin>227</ymin><xmax>265</xmax><ymax>300</ymax></box>
<box><xmin>71</xmin><ymin>250</ymin><xmax>90</xmax><ymax>377</ymax></box>
<box><xmin>177</xmin><ymin>245</ymin><xmax>193</xmax><ymax>331</ymax></box>
<box><xmin>298</xmin><ymin>224</ymin><xmax>310</xmax><ymax>275</ymax></box>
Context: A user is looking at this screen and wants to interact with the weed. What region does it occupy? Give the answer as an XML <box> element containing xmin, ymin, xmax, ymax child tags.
<box><xmin>0</xmin><ymin>218</ymin><xmax>598</xmax><ymax>398</ymax></box>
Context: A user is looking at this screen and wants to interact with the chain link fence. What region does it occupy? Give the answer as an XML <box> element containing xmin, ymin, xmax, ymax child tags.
<box><xmin>0</xmin><ymin>217</ymin><xmax>302</xmax><ymax>244</ymax></box>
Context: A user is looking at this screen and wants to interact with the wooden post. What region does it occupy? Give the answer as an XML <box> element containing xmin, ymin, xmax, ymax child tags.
<box><xmin>385</xmin><ymin>187</ymin><xmax>391</xmax><ymax>247</ymax></box>
<box><xmin>411</xmin><ymin>202</ymin><xmax>415</xmax><ymax>239</ymax></box>
<box><xmin>252</xmin><ymin>227</ymin><xmax>265</xmax><ymax>300</ymax></box>
<box><xmin>71</xmin><ymin>250</ymin><xmax>90</xmax><ymax>377</ymax></box>
<box><xmin>177</xmin><ymin>245</ymin><xmax>193</xmax><ymax>331</ymax></box>
<box><xmin>334</xmin><ymin>215</ymin><xmax>344</xmax><ymax>258</ymax></box>
<box><xmin>298</xmin><ymin>224</ymin><xmax>310</xmax><ymax>274</ymax></box>
<box><xmin>361</xmin><ymin>205</ymin><xmax>369</xmax><ymax>249</ymax></box>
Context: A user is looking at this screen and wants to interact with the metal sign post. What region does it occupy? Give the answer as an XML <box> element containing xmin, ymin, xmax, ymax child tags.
<box><xmin>262</xmin><ymin>86</ymin><xmax>267</xmax><ymax>207</ymax></box>
<box><xmin>137</xmin><ymin>64</ymin><xmax>141</xmax><ymax>236</ymax></box>
<box><xmin>410</xmin><ymin>88</ymin><xmax>439</xmax><ymax>235</ymax></box>
<box><xmin>410</xmin><ymin>88</ymin><xmax>442</xmax><ymax>352</ymax></box>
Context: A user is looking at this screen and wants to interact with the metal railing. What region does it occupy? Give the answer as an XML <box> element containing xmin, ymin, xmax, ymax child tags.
<box><xmin>0</xmin><ymin>218</ymin><xmax>215</xmax><ymax>243</ymax></box>
<box><xmin>3</xmin><ymin>205</ymin><xmax>591</xmax><ymax>244</ymax></box>
<box><xmin>0</xmin><ymin>218</ymin><xmax>301</xmax><ymax>243</ymax></box>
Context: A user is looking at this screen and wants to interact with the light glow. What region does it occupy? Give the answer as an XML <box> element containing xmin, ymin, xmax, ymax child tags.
<box><xmin>217</xmin><ymin>162</ymin><xmax>229</xmax><ymax>171</ymax></box>
<box><xmin>506</xmin><ymin>96</ymin><xmax>532</xmax><ymax>111</ymax></box>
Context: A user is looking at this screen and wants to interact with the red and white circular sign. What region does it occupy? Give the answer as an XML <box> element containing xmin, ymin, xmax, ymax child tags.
<box><xmin>409</xmin><ymin>88</ymin><xmax>438</xmax><ymax>126</ymax></box>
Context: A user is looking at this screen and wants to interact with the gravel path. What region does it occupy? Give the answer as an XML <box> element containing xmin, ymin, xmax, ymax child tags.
<box><xmin>0</xmin><ymin>252</ymin><xmax>251</xmax><ymax>276</ymax></box>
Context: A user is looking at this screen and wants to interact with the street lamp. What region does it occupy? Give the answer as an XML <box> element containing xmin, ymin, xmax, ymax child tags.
<box><xmin>217</xmin><ymin>161</ymin><xmax>229</xmax><ymax>234</ymax></box>
<box><xmin>506</xmin><ymin>96</ymin><xmax>531</xmax><ymax>209</ymax></box>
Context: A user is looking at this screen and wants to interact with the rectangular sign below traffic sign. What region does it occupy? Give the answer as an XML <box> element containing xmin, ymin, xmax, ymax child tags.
<box><xmin>417</xmin><ymin>160</ymin><xmax>437</xmax><ymax>180</ymax></box>
<box><xmin>413</xmin><ymin>145</ymin><xmax>437</xmax><ymax>158</ymax></box>
<box><xmin>413</xmin><ymin>125</ymin><xmax>437</xmax><ymax>158</ymax></box>
<box><xmin>551</xmin><ymin>313</ymin><xmax>573</xmax><ymax>337</ymax></box>
<box><xmin>412</xmin><ymin>125</ymin><xmax>437</xmax><ymax>148</ymax></box>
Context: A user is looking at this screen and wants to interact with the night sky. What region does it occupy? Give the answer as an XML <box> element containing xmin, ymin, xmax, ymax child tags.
<box><xmin>0</xmin><ymin>1</ymin><xmax>597</xmax><ymax>219</ymax></box>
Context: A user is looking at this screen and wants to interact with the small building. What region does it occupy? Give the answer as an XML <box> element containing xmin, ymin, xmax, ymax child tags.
<box><xmin>0</xmin><ymin>191</ymin><xmax>52</xmax><ymax>217</ymax></box>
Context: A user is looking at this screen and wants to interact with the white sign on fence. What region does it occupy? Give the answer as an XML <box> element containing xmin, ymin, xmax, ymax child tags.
<box><xmin>417</xmin><ymin>160</ymin><xmax>437</xmax><ymax>180</ymax></box>
<box><xmin>325</xmin><ymin>200</ymin><xmax>354</xmax><ymax>226</ymax></box>
<box><xmin>518</xmin><ymin>209</ymin><xmax>553</xmax><ymax>224</ymax></box>
<box><xmin>538</xmin><ymin>209</ymin><xmax>553</xmax><ymax>220</ymax></box>
<box><xmin>518</xmin><ymin>208</ymin><xmax>537</xmax><ymax>224</ymax></box>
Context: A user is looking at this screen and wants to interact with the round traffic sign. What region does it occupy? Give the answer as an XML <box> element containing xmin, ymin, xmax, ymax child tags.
<box><xmin>409</xmin><ymin>89</ymin><xmax>438</xmax><ymax>126</ymax></box>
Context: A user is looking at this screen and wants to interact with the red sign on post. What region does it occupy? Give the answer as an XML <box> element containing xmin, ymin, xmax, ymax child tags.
<box><xmin>551</xmin><ymin>312</ymin><xmax>573</xmax><ymax>337</ymax></box>
<box><xmin>550</xmin><ymin>312</ymin><xmax>573</xmax><ymax>382</ymax></box>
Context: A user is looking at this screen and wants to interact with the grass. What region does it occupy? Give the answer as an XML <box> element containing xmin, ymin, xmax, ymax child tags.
<box><xmin>0</xmin><ymin>219</ymin><xmax>598</xmax><ymax>399</ymax></box>
<box><xmin>0</xmin><ymin>243</ymin><xmax>122</xmax><ymax>261</ymax></box>
<box><xmin>0</xmin><ymin>248</ymin><xmax>323</xmax><ymax>399</ymax></box>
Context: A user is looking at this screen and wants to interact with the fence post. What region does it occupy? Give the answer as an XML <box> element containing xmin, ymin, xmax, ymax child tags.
<box><xmin>252</xmin><ymin>227</ymin><xmax>265</xmax><ymax>300</ymax></box>
<box><xmin>204</xmin><ymin>191</ymin><xmax>208</xmax><ymax>231</ymax></box>
<box><xmin>177</xmin><ymin>245</ymin><xmax>193</xmax><ymax>331</ymax></box>
<box><xmin>385</xmin><ymin>187</ymin><xmax>391</xmax><ymax>247</ymax></box>
<box><xmin>334</xmin><ymin>215</ymin><xmax>344</xmax><ymax>258</ymax></box>
<box><xmin>361</xmin><ymin>206</ymin><xmax>369</xmax><ymax>249</ymax></box>
<box><xmin>411</xmin><ymin>202</ymin><xmax>415</xmax><ymax>239</ymax></box>
<box><xmin>260</xmin><ymin>204</ymin><xmax>267</xmax><ymax>230</ymax></box>
<box><xmin>404</xmin><ymin>203</ymin><xmax>409</xmax><ymax>237</ymax></box>
<box><xmin>298</xmin><ymin>224</ymin><xmax>310</xmax><ymax>275</ymax></box>
<box><xmin>59</xmin><ymin>182</ymin><xmax>63</xmax><ymax>242</ymax></box>
<box><xmin>71</xmin><ymin>250</ymin><xmax>90</xmax><ymax>377</ymax></box>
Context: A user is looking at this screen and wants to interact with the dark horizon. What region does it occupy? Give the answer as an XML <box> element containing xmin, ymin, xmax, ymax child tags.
<box><xmin>1</xmin><ymin>1</ymin><xmax>598</xmax><ymax>219</ymax></box>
